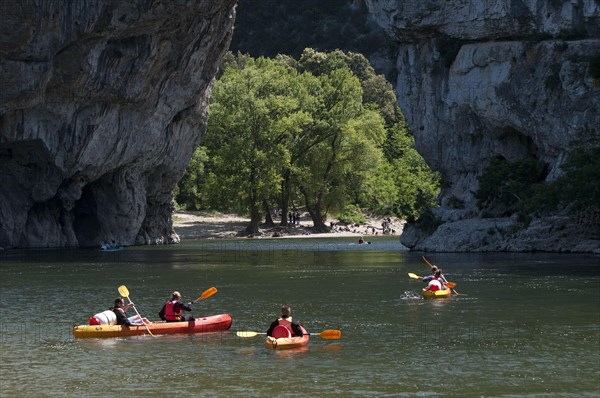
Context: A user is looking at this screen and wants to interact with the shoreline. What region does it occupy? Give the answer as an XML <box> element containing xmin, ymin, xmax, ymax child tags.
<box><xmin>172</xmin><ymin>211</ymin><xmax>405</xmax><ymax>240</ymax></box>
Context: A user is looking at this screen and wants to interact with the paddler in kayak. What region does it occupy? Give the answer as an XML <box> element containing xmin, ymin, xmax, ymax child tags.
<box><xmin>158</xmin><ymin>291</ymin><xmax>195</xmax><ymax>322</ymax></box>
<box><xmin>113</xmin><ymin>297</ymin><xmax>135</xmax><ymax>326</ymax></box>
<box><xmin>422</xmin><ymin>268</ymin><xmax>448</xmax><ymax>291</ymax></box>
<box><xmin>266</xmin><ymin>305</ymin><xmax>304</xmax><ymax>337</ymax></box>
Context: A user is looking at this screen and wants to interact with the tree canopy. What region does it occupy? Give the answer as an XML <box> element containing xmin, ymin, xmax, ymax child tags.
<box><xmin>176</xmin><ymin>50</ymin><xmax>440</xmax><ymax>233</ymax></box>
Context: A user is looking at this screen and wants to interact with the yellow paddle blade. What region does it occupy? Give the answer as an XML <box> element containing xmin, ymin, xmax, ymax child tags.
<box><xmin>118</xmin><ymin>285</ymin><xmax>129</xmax><ymax>297</ymax></box>
<box><xmin>237</xmin><ymin>331</ymin><xmax>261</xmax><ymax>338</ymax></box>
<box><xmin>318</xmin><ymin>329</ymin><xmax>341</xmax><ymax>339</ymax></box>
<box><xmin>408</xmin><ymin>273</ymin><xmax>421</xmax><ymax>279</ymax></box>
<box><xmin>195</xmin><ymin>287</ymin><xmax>218</xmax><ymax>302</ymax></box>
<box><xmin>446</xmin><ymin>282</ymin><xmax>457</xmax><ymax>289</ymax></box>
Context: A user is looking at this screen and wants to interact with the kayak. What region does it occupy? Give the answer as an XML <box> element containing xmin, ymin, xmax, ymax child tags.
<box><xmin>422</xmin><ymin>288</ymin><xmax>451</xmax><ymax>299</ymax></box>
<box><xmin>73</xmin><ymin>314</ymin><xmax>232</xmax><ymax>338</ymax></box>
<box><xmin>100</xmin><ymin>246</ymin><xmax>124</xmax><ymax>252</ymax></box>
<box><xmin>264</xmin><ymin>325</ymin><xmax>309</xmax><ymax>350</ymax></box>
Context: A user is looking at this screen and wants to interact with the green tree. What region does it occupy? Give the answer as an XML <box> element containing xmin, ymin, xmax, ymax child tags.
<box><xmin>176</xmin><ymin>50</ymin><xmax>440</xmax><ymax>232</ymax></box>
<box><xmin>294</xmin><ymin>68</ymin><xmax>387</xmax><ymax>230</ymax></box>
<box><xmin>297</xmin><ymin>49</ymin><xmax>439</xmax><ymax>220</ymax></box>
<box><xmin>175</xmin><ymin>146</ymin><xmax>209</xmax><ymax>210</ymax></box>
<box><xmin>203</xmin><ymin>57</ymin><xmax>305</xmax><ymax>233</ymax></box>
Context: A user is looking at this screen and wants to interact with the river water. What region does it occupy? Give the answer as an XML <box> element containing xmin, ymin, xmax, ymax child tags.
<box><xmin>1</xmin><ymin>237</ymin><xmax>598</xmax><ymax>397</ymax></box>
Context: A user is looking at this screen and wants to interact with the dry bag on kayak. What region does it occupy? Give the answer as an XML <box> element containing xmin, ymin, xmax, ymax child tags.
<box><xmin>89</xmin><ymin>310</ymin><xmax>117</xmax><ymax>325</ymax></box>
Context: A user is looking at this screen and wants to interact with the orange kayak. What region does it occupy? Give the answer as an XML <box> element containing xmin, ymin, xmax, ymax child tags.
<box><xmin>73</xmin><ymin>314</ymin><xmax>232</xmax><ymax>338</ymax></box>
<box><xmin>264</xmin><ymin>326</ymin><xmax>309</xmax><ymax>350</ymax></box>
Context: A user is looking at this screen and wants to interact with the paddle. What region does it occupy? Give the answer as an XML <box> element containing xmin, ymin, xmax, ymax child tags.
<box><xmin>421</xmin><ymin>256</ymin><xmax>462</xmax><ymax>294</ymax></box>
<box><xmin>408</xmin><ymin>272</ymin><xmax>457</xmax><ymax>289</ymax></box>
<box><xmin>236</xmin><ymin>329</ymin><xmax>341</xmax><ymax>339</ymax></box>
<box><xmin>117</xmin><ymin>285</ymin><xmax>154</xmax><ymax>336</ymax></box>
<box><xmin>191</xmin><ymin>287</ymin><xmax>218</xmax><ymax>304</ymax></box>
<box><xmin>422</xmin><ymin>255</ymin><xmax>435</xmax><ymax>268</ymax></box>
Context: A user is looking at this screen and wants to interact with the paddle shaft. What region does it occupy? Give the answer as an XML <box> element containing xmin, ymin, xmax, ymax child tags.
<box><xmin>124</xmin><ymin>295</ymin><xmax>154</xmax><ymax>336</ymax></box>
<box><xmin>237</xmin><ymin>329</ymin><xmax>341</xmax><ymax>339</ymax></box>
<box><xmin>118</xmin><ymin>285</ymin><xmax>154</xmax><ymax>336</ymax></box>
<box><xmin>422</xmin><ymin>256</ymin><xmax>435</xmax><ymax>268</ymax></box>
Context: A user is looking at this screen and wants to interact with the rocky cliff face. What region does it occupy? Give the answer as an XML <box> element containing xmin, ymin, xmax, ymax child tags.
<box><xmin>366</xmin><ymin>0</ymin><xmax>600</xmax><ymax>252</ymax></box>
<box><xmin>0</xmin><ymin>0</ymin><xmax>236</xmax><ymax>248</ymax></box>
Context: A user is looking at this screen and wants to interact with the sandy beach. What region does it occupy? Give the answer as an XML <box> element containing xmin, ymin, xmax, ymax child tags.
<box><xmin>172</xmin><ymin>211</ymin><xmax>405</xmax><ymax>240</ymax></box>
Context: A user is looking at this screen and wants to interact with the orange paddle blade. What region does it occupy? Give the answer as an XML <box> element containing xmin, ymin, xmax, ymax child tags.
<box><xmin>194</xmin><ymin>287</ymin><xmax>218</xmax><ymax>302</ymax></box>
<box><xmin>317</xmin><ymin>329</ymin><xmax>341</xmax><ymax>339</ymax></box>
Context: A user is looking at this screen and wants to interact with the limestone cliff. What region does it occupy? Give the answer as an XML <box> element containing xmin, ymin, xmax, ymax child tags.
<box><xmin>366</xmin><ymin>0</ymin><xmax>600</xmax><ymax>252</ymax></box>
<box><xmin>0</xmin><ymin>0</ymin><xmax>236</xmax><ymax>248</ymax></box>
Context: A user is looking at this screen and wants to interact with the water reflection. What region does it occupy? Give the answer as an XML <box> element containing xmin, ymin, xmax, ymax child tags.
<box><xmin>0</xmin><ymin>241</ymin><xmax>598</xmax><ymax>396</ymax></box>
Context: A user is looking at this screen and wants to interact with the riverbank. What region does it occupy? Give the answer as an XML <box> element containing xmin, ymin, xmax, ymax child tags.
<box><xmin>172</xmin><ymin>211</ymin><xmax>404</xmax><ymax>240</ymax></box>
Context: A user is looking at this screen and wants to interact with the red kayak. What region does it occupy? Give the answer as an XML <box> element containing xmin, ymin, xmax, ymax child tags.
<box><xmin>73</xmin><ymin>314</ymin><xmax>232</xmax><ymax>338</ymax></box>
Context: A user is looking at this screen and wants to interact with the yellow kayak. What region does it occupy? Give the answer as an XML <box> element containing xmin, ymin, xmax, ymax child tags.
<box><xmin>422</xmin><ymin>288</ymin><xmax>451</xmax><ymax>299</ymax></box>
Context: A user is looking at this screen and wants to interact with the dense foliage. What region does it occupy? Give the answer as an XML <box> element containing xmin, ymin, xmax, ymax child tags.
<box><xmin>476</xmin><ymin>135</ymin><xmax>600</xmax><ymax>225</ymax></box>
<box><xmin>475</xmin><ymin>157</ymin><xmax>548</xmax><ymax>218</ymax></box>
<box><xmin>176</xmin><ymin>50</ymin><xmax>440</xmax><ymax>232</ymax></box>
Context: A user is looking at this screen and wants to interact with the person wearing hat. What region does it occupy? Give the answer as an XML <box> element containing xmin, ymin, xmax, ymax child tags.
<box><xmin>266</xmin><ymin>305</ymin><xmax>304</xmax><ymax>337</ymax></box>
<box><xmin>158</xmin><ymin>291</ymin><xmax>195</xmax><ymax>322</ymax></box>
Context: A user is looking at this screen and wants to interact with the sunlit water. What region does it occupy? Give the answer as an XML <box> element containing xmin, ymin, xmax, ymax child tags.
<box><xmin>1</xmin><ymin>237</ymin><xmax>599</xmax><ymax>397</ymax></box>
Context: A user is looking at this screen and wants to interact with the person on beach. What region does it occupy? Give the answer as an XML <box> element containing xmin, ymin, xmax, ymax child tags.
<box><xmin>266</xmin><ymin>305</ymin><xmax>304</xmax><ymax>337</ymax></box>
<box><xmin>158</xmin><ymin>291</ymin><xmax>195</xmax><ymax>322</ymax></box>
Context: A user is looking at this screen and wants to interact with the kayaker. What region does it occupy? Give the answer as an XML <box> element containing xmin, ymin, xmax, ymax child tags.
<box><xmin>112</xmin><ymin>297</ymin><xmax>135</xmax><ymax>326</ymax></box>
<box><xmin>423</xmin><ymin>269</ymin><xmax>449</xmax><ymax>291</ymax></box>
<box><xmin>421</xmin><ymin>266</ymin><xmax>438</xmax><ymax>283</ymax></box>
<box><xmin>435</xmin><ymin>268</ymin><xmax>449</xmax><ymax>290</ymax></box>
<box><xmin>158</xmin><ymin>291</ymin><xmax>195</xmax><ymax>322</ymax></box>
<box><xmin>266</xmin><ymin>305</ymin><xmax>304</xmax><ymax>337</ymax></box>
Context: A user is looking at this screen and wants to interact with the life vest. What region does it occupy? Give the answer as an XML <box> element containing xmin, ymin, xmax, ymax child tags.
<box><xmin>426</xmin><ymin>279</ymin><xmax>442</xmax><ymax>291</ymax></box>
<box><xmin>272</xmin><ymin>325</ymin><xmax>292</xmax><ymax>338</ymax></box>
<box><xmin>277</xmin><ymin>318</ymin><xmax>296</xmax><ymax>336</ymax></box>
<box><xmin>164</xmin><ymin>300</ymin><xmax>182</xmax><ymax>321</ymax></box>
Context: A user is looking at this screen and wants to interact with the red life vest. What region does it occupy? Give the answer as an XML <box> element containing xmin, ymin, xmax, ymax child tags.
<box><xmin>164</xmin><ymin>300</ymin><xmax>182</xmax><ymax>321</ymax></box>
<box><xmin>277</xmin><ymin>318</ymin><xmax>297</xmax><ymax>336</ymax></box>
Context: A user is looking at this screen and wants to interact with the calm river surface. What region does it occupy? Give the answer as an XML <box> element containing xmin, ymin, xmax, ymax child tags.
<box><xmin>1</xmin><ymin>237</ymin><xmax>599</xmax><ymax>397</ymax></box>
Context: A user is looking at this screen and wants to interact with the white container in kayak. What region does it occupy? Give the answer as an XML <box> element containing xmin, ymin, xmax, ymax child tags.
<box><xmin>93</xmin><ymin>310</ymin><xmax>117</xmax><ymax>325</ymax></box>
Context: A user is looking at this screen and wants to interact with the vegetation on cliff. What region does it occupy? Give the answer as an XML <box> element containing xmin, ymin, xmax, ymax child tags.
<box><xmin>176</xmin><ymin>50</ymin><xmax>439</xmax><ymax>233</ymax></box>
<box><xmin>476</xmin><ymin>132</ymin><xmax>600</xmax><ymax>230</ymax></box>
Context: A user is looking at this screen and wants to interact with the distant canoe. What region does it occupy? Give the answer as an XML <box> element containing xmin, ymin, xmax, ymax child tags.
<box><xmin>100</xmin><ymin>246</ymin><xmax>124</xmax><ymax>252</ymax></box>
